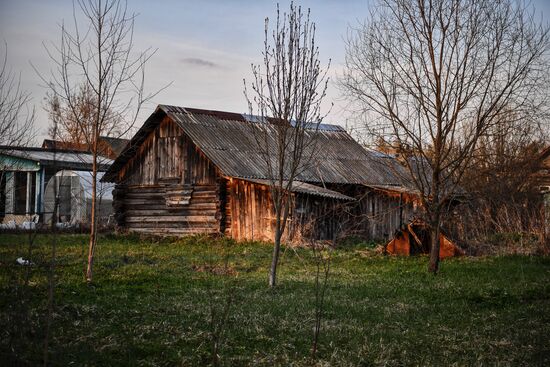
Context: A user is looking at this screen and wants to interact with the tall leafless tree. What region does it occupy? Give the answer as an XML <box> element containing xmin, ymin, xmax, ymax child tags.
<box><xmin>0</xmin><ymin>43</ymin><xmax>35</xmax><ymax>147</ymax></box>
<box><xmin>41</xmin><ymin>0</ymin><xmax>163</xmax><ymax>282</ymax></box>
<box><xmin>342</xmin><ymin>0</ymin><xmax>550</xmax><ymax>273</ymax></box>
<box><xmin>245</xmin><ymin>3</ymin><xmax>330</xmax><ymax>288</ymax></box>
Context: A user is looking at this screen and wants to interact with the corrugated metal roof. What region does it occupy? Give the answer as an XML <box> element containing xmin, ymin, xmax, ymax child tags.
<box><xmin>163</xmin><ymin>105</ymin><xmax>412</xmax><ymax>185</ymax></box>
<box><xmin>243</xmin><ymin>178</ymin><xmax>355</xmax><ymax>201</ymax></box>
<box><xmin>0</xmin><ymin>146</ymin><xmax>113</xmax><ymax>171</ymax></box>
<box><xmin>366</xmin><ymin>184</ymin><xmax>421</xmax><ymax>195</ymax></box>
<box><xmin>103</xmin><ymin>105</ymin><xmax>415</xmax><ymax>188</ymax></box>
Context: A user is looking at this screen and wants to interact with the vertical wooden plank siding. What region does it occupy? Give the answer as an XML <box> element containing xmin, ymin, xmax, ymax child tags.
<box><xmin>226</xmin><ymin>179</ymin><xmax>276</xmax><ymax>242</ymax></box>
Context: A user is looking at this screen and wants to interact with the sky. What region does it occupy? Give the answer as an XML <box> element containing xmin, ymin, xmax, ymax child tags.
<box><xmin>1</xmin><ymin>0</ymin><xmax>549</xmax><ymax>143</ymax></box>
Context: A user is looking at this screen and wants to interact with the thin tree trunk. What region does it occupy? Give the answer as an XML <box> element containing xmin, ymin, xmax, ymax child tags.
<box><xmin>428</xmin><ymin>217</ymin><xmax>441</xmax><ymax>274</ymax></box>
<box><xmin>43</xmin><ymin>0</ymin><xmax>159</xmax><ymax>284</ymax></box>
<box><xmin>43</xmin><ymin>226</ymin><xmax>56</xmax><ymax>365</ymax></box>
<box><xmin>86</xmin><ymin>8</ymin><xmax>102</xmax><ymax>283</ymax></box>
<box><xmin>86</xmin><ymin>152</ymin><xmax>97</xmax><ymax>282</ymax></box>
<box><xmin>269</xmin><ymin>218</ymin><xmax>283</xmax><ymax>288</ymax></box>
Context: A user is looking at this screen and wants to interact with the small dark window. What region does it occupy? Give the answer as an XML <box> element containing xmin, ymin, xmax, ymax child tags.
<box><xmin>30</xmin><ymin>174</ymin><xmax>36</xmax><ymax>212</ymax></box>
<box><xmin>0</xmin><ymin>173</ymin><xmax>6</xmax><ymax>218</ymax></box>
<box><xmin>13</xmin><ymin>172</ymin><xmax>37</xmax><ymax>215</ymax></box>
<box><xmin>14</xmin><ymin>172</ymin><xmax>28</xmax><ymax>214</ymax></box>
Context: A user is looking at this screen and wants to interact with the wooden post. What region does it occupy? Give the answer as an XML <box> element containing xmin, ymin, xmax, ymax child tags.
<box><xmin>34</xmin><ymin>169</ymin><xmax>41</xmax><ymax>214</ymax></box>
<box><xmin>25</xmin><ymin>171</ymin><xmax>32</xmax><ymax>215</ymax></box>
<box><xmin>399</xmin><ymin>192</ymin><xmax>403</xmax><ymax>228</ymax></box>
<box><xmin>37</xmin><ymin>167</ymin><xmax>45</xmax><ymax>217</ymax></box>
<box><xmin>4</xmin><ymin>172</ymin><xmax>15</xmax><ymax>215</ymax></box>
<box><xmin>544</xmin><ymin>192</ymin><xmax>550</xmax><ymax>241</ymax></box>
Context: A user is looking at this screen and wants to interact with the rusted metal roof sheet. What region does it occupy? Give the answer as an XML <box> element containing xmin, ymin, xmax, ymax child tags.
<box><xmin>42</xmin><ymin>136</ymin><xmax>129</xmax><ymax>158</ymax></box>
<box><xmin>103</xmin><ymin>105</ymin><xmax>415</xmax><ymax>188</ymax></box>
<box><xmin>99</xmin><ymin>137</ymin><xmax>130</xmax><ymax>157</ymax></box>
<box><xmin>243</xmin><ymin>178</ymin><xmax>355</xmax><ymax>201</ymax></box>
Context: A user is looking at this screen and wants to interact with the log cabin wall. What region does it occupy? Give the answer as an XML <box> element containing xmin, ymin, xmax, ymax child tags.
<box><xmin>109</xmin><ymin>115</ymin><xmax>417</xmax><ymax>240</ymax></box>
<box><xmin>113</xmin><ymin>117</ymin><xmax>223</xmax><ymax>235</ymax></box>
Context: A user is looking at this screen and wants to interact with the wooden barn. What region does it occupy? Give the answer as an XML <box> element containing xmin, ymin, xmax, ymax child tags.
<box><xmin>102</xmin><ymin>105</ymin><xmax>420</xmax><ymax>241</ymax></box>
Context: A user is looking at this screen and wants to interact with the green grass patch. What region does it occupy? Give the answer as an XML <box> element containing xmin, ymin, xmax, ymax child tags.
<box><xmin>1</xmin><ymin>233</ymin><xmax>549</xmax><ymax>366</ymax></box>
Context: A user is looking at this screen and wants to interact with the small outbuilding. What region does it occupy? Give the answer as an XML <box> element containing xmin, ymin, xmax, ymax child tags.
<box><xmin>43</xmin><ymin>170</ymin><xmax>114</xmax><ymax>226</ymax></box>
<box><xmin>385</xmin><ymin>219</ymin><xmax>464</xmax><ymax>258</ymax></box>
<box><xmin>0</xmin><ymin>146</ymin><xmax>112</xmax><ymax>225</ymax></box>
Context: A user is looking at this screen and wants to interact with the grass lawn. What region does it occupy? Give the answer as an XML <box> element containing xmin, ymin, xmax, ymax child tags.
<box><xmin>0</xmin><ymin>233</ymin><xmax>549</xmax><ymax>366</ymax></box>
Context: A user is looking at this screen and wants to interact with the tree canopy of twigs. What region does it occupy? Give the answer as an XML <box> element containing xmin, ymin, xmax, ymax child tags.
<box><xmin>244</xmin><ymin>2</ymin><xmax>330</xmax><ymax>288</ymax></box>
<box><xmin>341</xmin><ymin>0</ymin><xmax>550</xmax><ymax>273</ymax></box>
<box><xmin>40</xmin><ymin>0</ymin><xmax>164</xmax><ymax>282</ymax></box>
<box><xmin>46</xmin><ymin>83</ymin><xmax>122</xmax><ymax>146</ymax></box>
<box><xmin>0</xmin><ymin>43</ymin><xmax>36</xmax><ymax>147</ymax></box>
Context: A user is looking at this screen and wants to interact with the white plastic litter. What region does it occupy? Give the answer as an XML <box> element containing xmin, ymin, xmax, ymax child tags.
<box><xmin>16</xmin><ymin>257</ymin><xmax>33</xmax><ymax>266</ymax></box>
<box><xmin>55</xmin><ymin>222</ymin><xmax>73</xmax><ymax>229</ymax></box>
<box><xmin>0</xmin><ymin>220</ymin><xmax>17</xmax><ymax>230</ymax></box>
<box><xmin>20</xmin><ymin>221</ymin><xmax>36</xmax><ymax>230</ymax></box>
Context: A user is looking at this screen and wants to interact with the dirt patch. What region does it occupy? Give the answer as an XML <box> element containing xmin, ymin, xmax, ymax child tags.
<box><xmin>191</xmin><ymin>263</ymin><xmax>238</xmax><ymax>276</ymax></box>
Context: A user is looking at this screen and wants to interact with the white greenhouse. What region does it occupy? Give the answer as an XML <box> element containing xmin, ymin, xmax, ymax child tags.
<box><xmin>43</xmin><ymin>170</ymin><xmax>115</xmax><ymax>226</ymax></box>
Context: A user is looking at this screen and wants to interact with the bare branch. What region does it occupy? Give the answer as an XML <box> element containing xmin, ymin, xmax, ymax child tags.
<box><xmin>0</xmin><ymin>42</ymin><xmax>36</xmax><ymax>147</ymax></box>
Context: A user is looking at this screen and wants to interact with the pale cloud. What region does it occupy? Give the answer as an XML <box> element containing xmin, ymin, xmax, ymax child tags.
<box><xmin>180</xmin><ymin>57</ymin><xmax>220</xmax><ymax>68</ymax></box>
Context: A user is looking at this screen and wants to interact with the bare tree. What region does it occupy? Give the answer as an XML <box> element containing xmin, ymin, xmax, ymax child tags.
<box><xmin>342</xmin><ymin>0</ymin><xmax>550</xmax><ymax>273</ymax></box>
<box><xmin>245</xmin><ymin>3</ymin><xmax>330</xmax><ymax>288</ymax></box>
<box><xmin>0</xmin><ymin>43</ymin><xmax>35</xmax><ymax>147</ymax></box>
<box><xmin>45</xmin><ymin>83</ymin><xmax>122</xmax><ymax>146</ymax></box>
<box><xmin>41</xmin><ymin>0</ymin><xmax>162</xmax><ymax>282</ymax></box>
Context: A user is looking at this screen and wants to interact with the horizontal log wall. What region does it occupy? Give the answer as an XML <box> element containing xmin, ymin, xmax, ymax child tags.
<box><xmin>114</xmin><ymin>116</ymin><xmax>222</xmax><ymax>235</ymax></box>
<box><xmin>114</xmin><ymin>183</ymin><xmax>221</xmax><ymax>235</ymax></box>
